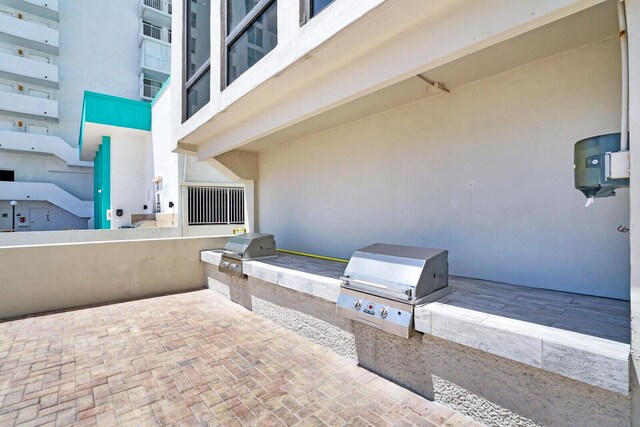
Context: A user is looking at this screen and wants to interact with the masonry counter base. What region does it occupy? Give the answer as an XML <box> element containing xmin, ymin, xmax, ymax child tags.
<box><xmin>201</xmin><ymin>250</ymin><xmax>631</xmax><ymax>426</ymax></box>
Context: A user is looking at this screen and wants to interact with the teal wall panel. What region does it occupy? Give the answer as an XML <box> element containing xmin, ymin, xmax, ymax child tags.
<box><xmin>93</xmin><ymin>137</ymin><xmax>111</xmax><ymax>229</ymax></box>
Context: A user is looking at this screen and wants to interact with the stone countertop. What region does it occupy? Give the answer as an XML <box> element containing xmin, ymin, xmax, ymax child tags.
<box><xmin>201</xmin><ymin>250</ymin><xmax>630</xmax><ymax>395</ymax></box>
<box><xmin>201</xmin><ymin>250</ymin><xmax>344</xmax><ymax>302</ymax></box>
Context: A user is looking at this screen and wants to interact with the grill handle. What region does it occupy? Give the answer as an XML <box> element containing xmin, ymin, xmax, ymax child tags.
<box><xmin>212</xmin><ymin>249</ymin><xmax>241</xmax><ymax>256</ymax></box>
<box><xmin>340</xmin><ymin>276</ymin><xmax>413</xmax><ymax>300</ymax></box>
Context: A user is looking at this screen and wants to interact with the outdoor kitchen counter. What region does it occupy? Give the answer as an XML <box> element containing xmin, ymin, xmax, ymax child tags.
<box><xmin>201</xmin><ymin>250</ymin><xmax>630</xmax><ymax>395</ymax></box>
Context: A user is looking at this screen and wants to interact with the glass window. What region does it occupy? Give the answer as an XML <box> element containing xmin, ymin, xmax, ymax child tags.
<box><xmin>184</xmin><ymin>0</ymin><xmax>211</xmax><ymax>121</ymax></box>
<box><xmin>225</xmin><ymin>0</ymin><xmax>277</xmax><ymax>86</ymax></box>
<box><xmin>186</xmin><ymin>71</ymin><xmax>211</xmax><ymax>118</ymax></box>
<box><xmin>227</xmin><ymin>0</ymin><xmax>260</xmax><ymax>33</ymax></box>
<box><xmin>227</xmin><ymin>2</ymin><xmax>277</xmax><ymax>84</ymax></box>
<box><xmin>310</xmin><ymin>0</ymin><xmax>334</xmax><ymax>16</ymax></box>
<box><xmin>186</xmin><ymin>0</ymin><xmax>210</xmax><ymax>80</ymax></box>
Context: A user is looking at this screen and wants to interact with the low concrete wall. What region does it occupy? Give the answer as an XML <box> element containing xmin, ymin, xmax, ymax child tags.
<box><xmin>0</xmin><ymin>236</ymin><xmax>228</xmax><ymax>319</ymax></box>
<box><xmin>0</xmin><ymin>227</ymin><xmax>182</xmax><ymax>247</ymax></box>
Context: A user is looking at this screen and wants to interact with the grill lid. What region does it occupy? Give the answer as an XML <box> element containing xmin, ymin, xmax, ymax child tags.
<box><xmin>341</xmin><ymin>243</ymin><xmax>448</xmax><ymax>302</ymax></box>
<box><xmin>223</xmin><ymin>233</ymin><xmax>277</xmax><ymax>260</ymax></box>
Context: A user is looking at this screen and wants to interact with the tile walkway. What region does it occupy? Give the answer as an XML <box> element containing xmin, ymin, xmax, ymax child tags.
<box><xmin>0</xmin><ymin>290</ymin><xmax>480</xmax><ymax>426</ymax></box>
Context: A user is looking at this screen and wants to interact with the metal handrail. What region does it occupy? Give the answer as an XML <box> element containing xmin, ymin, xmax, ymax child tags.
<box><xmin>142</xmin><ymin>0</ymin><xmax>172</xmax><ymax>15</ymax></box>
<box><xmin>141</xmin><ymin>83</ymin><xmax>161</xmax><ymax>99</ymax></box>
<box><xmin>187</xmin><ymin>186</ymin><xmax>245</xmax><ymax>226</ymax></box>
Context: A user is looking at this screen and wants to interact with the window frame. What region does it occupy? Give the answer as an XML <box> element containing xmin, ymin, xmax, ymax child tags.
<box><xmin>299</xmin><ymin>0</ymin><xmax>334</xmax><ymax>25</ymax></box>
<box><xmin>182</xmin><ymin>0</ymin><xmax>212</xmax><ymax>122</ymax></box>
<box><xmin>221</xmin><ymin>0</ymin><xmax>276</xmax><ymax>89</ymax></box>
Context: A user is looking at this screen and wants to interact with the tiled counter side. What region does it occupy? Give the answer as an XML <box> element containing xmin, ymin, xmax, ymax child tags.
<box><xmin>415</xmin><ymin>302</ymin><xmax>629</xmax><ymax>395</ymax></box>
<box><xmin>201</xmin><ymin>250</ymin><xmax>631</xmax><ymax>426</ymax></box>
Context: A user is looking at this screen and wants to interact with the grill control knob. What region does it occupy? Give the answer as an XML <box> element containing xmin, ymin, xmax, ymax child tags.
<box><xmin>222</xmin><ymin>262</ymin><xmax>230</xmax><ymax>268</ymax></box>
<box><xmin>380</xmin><ymin>307</ymin><xmax>388</xmax><ymax>318</ymax></box>
<box><xmin>354</xmin><ymin>300</ymin><xmax>362</xmax><ymax>310</ymax></box>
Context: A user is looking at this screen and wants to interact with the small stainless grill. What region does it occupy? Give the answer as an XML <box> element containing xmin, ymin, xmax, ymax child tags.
<box><xmin>218</xmin><ymin>233</ymin><xmax>277</xmax><ymax>277</ymax></box>
<box><xmin>337</xmin><ymin>243</ymin><xmax>451</xmax><ymax>338</ymax></box>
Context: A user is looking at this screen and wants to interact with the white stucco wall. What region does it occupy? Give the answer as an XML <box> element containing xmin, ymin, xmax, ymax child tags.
<box><xmin>57</xmin><ymin>0</ymin><xmax>140</xmax><ymax>147</ymax></box>
<box><xmin>0</xmin><ymin>151</ymin><xmax>93</xmax><ymax>200</ymax></box>
<box><xmin>152</xmin><ymin>85</ymin><xmax>233</xmax><ymax>217</ymax></box>
<box><xmin>0</xmin><ymin>200</ymin><xmax>88</xmax><ymax>231</ymax></box>
<box><xmin>110</xmin><ymin>134</ymin><xmax>152</xmax><ymax>229</ymax></box>
<box><xmin>0</xmin><ymin>235</ymin><xmax>228</xmax><ymax>319</ymax></box>
<box><xmin>257</xmin><ymin>39</ymin><xmax>630</xmax><ymax>299</ymax></box>
<box><xmin>152</xmin><ymin>87</ymin><xmax>180</xmax><ymax>215</ymax></box>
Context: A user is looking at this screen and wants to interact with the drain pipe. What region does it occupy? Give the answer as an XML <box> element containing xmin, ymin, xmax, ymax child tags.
<box><xmin>618</xmin><ymin>0</ymin><xmax>629</xmax><ymax>152</ymax></box>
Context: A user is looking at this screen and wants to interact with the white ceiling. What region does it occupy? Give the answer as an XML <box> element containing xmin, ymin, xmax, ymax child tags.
<box><xmin>235</xmin><ymin>0</ymin><xmax>619</xmax><ymax>154</ymax></box>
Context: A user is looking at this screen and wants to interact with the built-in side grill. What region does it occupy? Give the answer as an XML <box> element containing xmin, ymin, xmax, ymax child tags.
<box><xmin>218</xmin><ymin>233</ymin><xmax>277</xmax><ymax>277</ymax></box>
<box><xmin>337</xmin><ymin>243</ymin><xmax>451</xmax><ymax>338</ymax></box>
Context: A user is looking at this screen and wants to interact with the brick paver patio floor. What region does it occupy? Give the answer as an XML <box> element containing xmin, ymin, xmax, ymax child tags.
<box><xmin>0</xmin><ymin>290</ymin><xmax>480</xmax><ymax>426</ymax></box>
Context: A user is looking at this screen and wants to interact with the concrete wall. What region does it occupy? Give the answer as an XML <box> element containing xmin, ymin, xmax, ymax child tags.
<box><xmin>57</xmin><ymin>0</ymin><xmax>140</xmax><ymax>147</ymax></box>
<box><xmin>152</xmin><ymin>88</ymin><xmax>181</xmax><ymax>216</ymax></box>
<box><xmin>0</xmin><ymin>200</ymin><xmax>88</xmax><ymax>231</ymax></box>
<box><xmin>625</xmin><ymin>0</ymin><xmax>640</xmax><ymax>422</ymax></box>
<box><xmin>109</xmin><ymin>133</ymin><xmax>152</xmax><ymax>229</ymax></box>
<box><xmin>184</xmin><ymin>156</ymin><xmax>233</xmax><ymax>183</ymax></box>
<box><xmin>152</xmin><ymin>85</ymin><xmax>238</xmax><ymax>234</ymax></box>
<box><xmin>0</xmin><ymin>235</ymin><xmax>228</xmax><ymax>319</ymax></box>
<box><xmin>0</xmin><ymin>151</ymin><xmax>93</xmax><ymax>201</ymax></box>
<box><xmin>257</xmin><ymin>39</ymin><xmax>630</xmax><ymax>300</ymax></box>
<box><xmin>0</xmin><ymin>227</ymin><xmax>183</xmax><ymax>247</ymax></box>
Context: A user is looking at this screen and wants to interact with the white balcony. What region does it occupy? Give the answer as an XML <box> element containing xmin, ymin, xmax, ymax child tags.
<box><xmin>0</xmin><ymin>129</ymin><xmax>91</xmax><ymax>167</ymax></box>
<box><xmin>0</xmin><ymin>89</ymin><xmax>58</xmax><ymax>120</ymax></box>
<box><xmin>139</xmin><ymin>38</ymin><xmax>170</xmax><ymax>81</ymax></box>
<box><xmin>139</xmin><ymin>0</ymin><xmax>171</xmax><ymax>28</ymax></box>
<box><xmin>0</xmin><ymin>181</ymin><xmax>93</xmax><ymax>218</ymax></box>
<box><xmin>0</xmin><ymin>50</ymin><xmax>57</xmax><ymax>88</ymax></box>
<box><xmin>0</xmin><ymin>12</ymin><xmax>58</xmax><ymax>54</ymax></box>
<box><xmin>139</xmin><ymin>21</ymin><xmax>171</xmax><ymax>45</ymax></box>
<box><xmin>140</xmin><ymin>81</ymin><xmax>162</xmax><ymax>101</ymax></box>
<box><xmin>1</xmin><ymin>0</ymin><xmax>59</xmax><ymax>21</ymax></box>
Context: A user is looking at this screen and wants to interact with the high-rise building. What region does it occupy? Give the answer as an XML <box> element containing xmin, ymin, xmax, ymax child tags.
<box><xmin>0</xmin><ymin>0</ymin><xmax>172</xmax><ymax>231</ymax></box>
<box><xmin>139</xmin><ymin>0</ymin><xmax>172</xmax><ymax>100</ymax></box>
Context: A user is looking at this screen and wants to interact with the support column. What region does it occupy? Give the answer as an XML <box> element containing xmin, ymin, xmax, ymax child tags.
<box><xmin>626</xmin><ymin>1</ymin><xmax>640</xmax><ymax>425</ymax></box>
<box><xmin>206</xmin><ymin>149</ymin><xmax>258</xmax><ymax>232</ymax></box>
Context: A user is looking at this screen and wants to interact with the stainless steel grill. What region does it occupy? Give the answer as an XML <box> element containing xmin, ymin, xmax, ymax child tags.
<box><xmin>336</xmin><ymin>243</ymin><xmax>451</xmax><ymax>338</ymax></box>
<box><xmin>218</xmin><ymin>233</ymin><xmax>277</xmax><ymax>277</ymax></box>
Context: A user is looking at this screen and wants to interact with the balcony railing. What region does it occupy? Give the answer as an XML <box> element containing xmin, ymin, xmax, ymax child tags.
<box><xmin>143</xmin><ymin>0</ymin><xmax>172</xmax><ymax>15</ymax></box>
<box><xmin>0</xmin><ymin>120</ymin><xmax>49</xmax><ymax>135</ymax></box>
<box><xmin>0</xmin><ymin>82</ymin><xmax>54</xmax><ymax>99</ymax></box>
<box><xmin>143</xmin><ymin>21</ymin><xmax>161</xmax><ymax>40</ymax></box>
<box><xmin>140</xmin><ymin>21</ymin><xmax>171</xmax><ymax>44</ymax></box>
<box><xmin>139</xmin><ymin>38</ymin><xmax>171</xmax><ymax>75</ymax></box>
<box><xmin>0</xmin><ymin>90</ymin><xmax>58</xmax><ymax>119</ymax></box>
<box><xmin>0</xmin><ymin>11</ymin><xmax>59</xmax><ymax>53</ymax></box>
<box><xmin>140</xmin><ymin>83</ymin><xmax>161</xmax><ymax>100</ymax></box>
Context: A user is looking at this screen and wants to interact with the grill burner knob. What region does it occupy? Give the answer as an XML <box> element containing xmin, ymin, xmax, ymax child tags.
<box><xmin>223</xmin><ymin>262</ymin><xmax>230</xmax><ymax>268</ymax></box>
<box><xmin>380</xmin><ymin>307</ymin><xmax>388</xmax><ymax>318</ymax></box>
<box><xmin>354</xmin><ymin>300</ymin><xmax>362</xmax><ymax>310</ymax></box>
